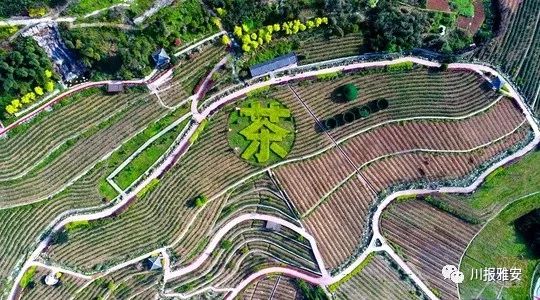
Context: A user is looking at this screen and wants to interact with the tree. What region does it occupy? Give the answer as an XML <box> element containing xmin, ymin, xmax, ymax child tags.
<box><xmin>358</xmin><ymin>107</ymin><xmax>370</xmax><ymax>118</ymax></box>
<box><xmin>5</xmin><ymin>104</ymin><xmax>17</xmax><ymax>115</ymax></box>
<box><xmin>34</xmin><ymin>86</ymin><xmax>44</xmax><ymax>96</ymax></box>
<box><xmin>51</xmin><ymin>230</ymin><xmax>69</xmax><ymax>245</ymax></box>
<box><xmin>220</xmin><ymin>240</ymin><xmax>233</xmax><ymax>250</ymax></box>
<box><xmin>221</xmin><ymin>35</ymin><xmax>231</xmax><ymax>45</ymax></box>
<box><xmin>193</xmin><ymin>195</ymin><xmax>207</xmax><ymax>207</ymax></box>
<box><xmin>366</xmin><ymin>3</ymin><xmax>429</xmax><ymax>52</ymax></box>
<box><xmin>45</xmin><ymin>81</ymin><xmax>55</xmax><ymax>92</ymax></box>
<box><xmin>340</xmin><ymin>84</ymin><xmax>358</xmax><ymax>102</ymax></box>
<box><xmin>515</xmin><ymin>209</ymin><xmax>540</xmax><ymax>258</ymax></box>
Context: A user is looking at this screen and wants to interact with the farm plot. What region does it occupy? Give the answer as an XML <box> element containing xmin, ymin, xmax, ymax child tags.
<box><xmin>171</xmin><ymin>173</ymin><xmax>300</xmax><ymax>268</ymax></box>
<box><xmin>158</xmin><ymin>44</ymin><xmax>227</xmax><ymax>107</ymax></box>
<box><xmin>73</xmin><ymin>263</ymin><xmax>160</xmax><ymax>300</ymax></box>
<box><xmin>360</xmin><ymin>123</ymin><xmax>530</xmax><ymax>194</ymax></box>
<box><xmin>240</xmin><ymin>275</ymin><xmax>299</xmax><ymax>300</ymax></box>
<box><xmin>295</xmin><ymin>34</ymin><xmax>364</xmax><ymax>65</ymax></box>
<box><xmin>44</xmin><ymin>107</ymin><xmax>260</xmax><ymax>271</ymax></box>
<box><xmin>273</xmin><ymin>149</ymin><xmax>356</xmax><ymax>215</ymax></box>
<box><xmin>303</xmin><ymin>176</ymin><xmax>376</xmax><ymax>270</ymax></box>
<box><xmin>0</xmin><ymin>89</ymin><xmax>128</xmax><ymax>181</ymax></box>
<box><xmin>473</xmin><ymin>0</ymin><xmax>540</xmax><ymax>110</ymax></box>
<box><xmin>340</xmin><ymin>97</ymin><xmax>526</xmax><ymax>168</ymax></box>
<box><xmin>423</xmin><ymin>150</ymin><xmax>540</xmax><ymax>224</ymax></box>
<box><xmin>381</xmin><ymin>199</ymin><xmax>482</xmax><ymax>299</ymax></box>
<box><xmin>0</xmin><ymin>96</ymin><xmax>167</xmax><ymax>208</ymax></box>
<box><xmin>165</xmin><ymin>220</ymin><xmax>318</xmax><ymax>294</ymax></box>
<box><xmin>291</xmin><ymin>67</ymin><xmax>500</xmax><ymax>141</ymax></box>
<box><xmin>19</xmin><ymin>267</ymin><xmax>89</xmax><ymax>300</ymax></box>
<box><xmin>293</xmin><ymin>99</ymin><xmax>529</xmax><ymax>271</ymax></box>
<box><xmin>0</xmin><ymin>166</ymin><xmax>106</xmax><ymax>296</ymax></box>
<box><xmin>333</xmin><ymin>254</ymin><xmax>422</xmax><ymax>300</ymax></box>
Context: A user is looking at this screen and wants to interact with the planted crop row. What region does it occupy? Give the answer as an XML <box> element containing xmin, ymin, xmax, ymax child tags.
<box><xmin>303</xmin><ymin>176</ymin><xmax>376</xmax><ymax>270</ymax></box>
<box><xmin>0</xmin><ymin>97</ymin><xmax>166</xmax><ymax>208</ymax></box>
<box><xmin>73</xmin><ymin>264</ymin><xmax>150</xmax><ymax>300</ymax></box>
<box><xmin>240</xmin><ymin>275</ymin><xmax>299</xmax><ymax>300</ymax></box>
<box><xmin>274</xmin><ymin>149</ymin><xmax>356</xmax><ymax>215</ymax></box>
<box><xmin>0</xmin><ymin>89</ymin><xmax>134</xmax><ymax>180</ymax></box>
<box><xmin>474</xmin><ymin>0</ymin><xmax>540</xmax><ymax>110</ymax></box>
<box><xmin>333</xmin><ymin>254</ymin><xmax>422</xmax><ymax>299</ymax></box>
<box><xmin>296</xmin><ymin>34</ymin><xmax>364</xmax><ymax>65</ymax></box>
<box><xmin>19</xmin><ymin>267</ymin><xmax>88</xmax><ymax>300</ymax></box>
<box><xmin>340</xmin><ymin>97</ymin><xmax>526</xmax><ymax>167</ymax></box>
<box><xmin>214</xmin><ymin>174</ymin><xmax>299</xmax><ymax>227</ymax></box>
<box><xmin>381</xmin><ymin>199</ymin><xmax>482</xmax><ymax>299</ymax></box>
<box><xmin>46</xmin><ymin>108</ymin><xmax>259</xmax><ymax>271</ymax></box>
<box><xmin>160</xmin><ymin>44</ymin><xmax>227</xmax><ymax>107</ymax></box>
<box><xmin>288</xmin><ymin>101</ymin><xmax>529</xmax><ymax>270</ymax></box>
<box><xmin>166</xmin><ymin>221</ymin><xmax>316</xmax><ymax>294</ymax></box>
<box><xmin>0</xmin><ymin>165</ymin><xmax>105</xmax><ymax>295</ymax></box>
<box><xmin>292</xmin><ymin>68</ymin><xmax>499</xmax><ymax>141</ymax></box>
<box><xmin>361</xmin><ymin>125</ymin><xmax>530</xmax><ymax>193</ymax></box>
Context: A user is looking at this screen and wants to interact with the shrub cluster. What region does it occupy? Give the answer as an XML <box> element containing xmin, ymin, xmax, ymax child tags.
<box><xmin>321</xmin><ymin>98</ymin><xmax>389</xmax><ymax>131</ymax></box>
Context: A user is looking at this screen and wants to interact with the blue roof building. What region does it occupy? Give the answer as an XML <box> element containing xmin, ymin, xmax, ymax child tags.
<box><xmin>491</xmin><ymin>76</ymin><xmax>505</xmax><ymax>90</ymax></box>
<box><xmin>249</xmin><ymin>53</ymin><xmax>298</xmax><ymax>77</ymax></box>
<box><xmin>152</xmin><ymin>48</ymin><xmax>171</xmax><ymax>68</ymax></box>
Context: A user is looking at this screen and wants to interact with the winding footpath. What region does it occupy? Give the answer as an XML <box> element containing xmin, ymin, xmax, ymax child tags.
<box><xmin>7</xmin><ymin>56</ymin><xmax>540</xmax><ymax>300</ymax></box>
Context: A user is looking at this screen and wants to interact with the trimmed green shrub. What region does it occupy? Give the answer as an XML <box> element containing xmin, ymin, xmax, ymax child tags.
<box><xmin>377</xmin><ymin>98</ymin><xmax>389</xmax><ymax>110</ymax></box>
<box><xmin>341</xmin><ymin>83</ymin><xmax>358</xmax><ymax>102</ymax></box>
<box><xmin>325</xmin><ymin>117</ymin><xmax>337</xmax><ymax>130</ymax></box>
<box><xmin>358</xmin><ymin>106</ymin><xmax>370</xmax><ymax>118</ymax></box>
<box><xmin>343</xmin><ymin>111</ymin><xmax>356</xmax><ymax>123</ymax></box>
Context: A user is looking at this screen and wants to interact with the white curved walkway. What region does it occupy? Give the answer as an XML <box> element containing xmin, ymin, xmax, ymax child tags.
<box><xmin>7</xmin><ymin>56</ymin><xmax>540</xmax><ymax>300</ymax></box>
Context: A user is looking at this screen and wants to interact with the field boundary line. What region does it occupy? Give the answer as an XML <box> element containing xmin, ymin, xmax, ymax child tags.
<box><xmin>457</xmin><ymin>190</ymin><xmax>540</xmax><ymax>299</ymax></box>
<box><xmin>303</xmin><ymin>119</ymin><xmax>529</xmax><ymax>217</ymax></box>
<box><xmin>106</xmin><ymin>112</ymin><xmax>192</xmax><ymax>191</ymax></box>
<box><xmin>8</xmin><ymin>57</ymin><xmax>540</xmax><ymax>300</ymax></box>
<box><xmin>198</xmin><ymin>95</ymin><xmax>507</xmax><ymax>214</ymax></box>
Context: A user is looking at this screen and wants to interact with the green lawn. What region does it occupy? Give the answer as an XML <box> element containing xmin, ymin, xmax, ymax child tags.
<box><xmin>450</xmin><ymin>0</ymin><xmax>474</xmax><ymax>17</ymax></box>
<box><xmin>459</xmin><ymin>194</ymin><xmax>540</xmax><ymax>299</ymax></box>
<box><xmin>466</xmin><ymin>151</ymin><xmax>540</xmax><ymax>210</ymax></box>
<box><xmin>67</xmin><ymin>0</ymin><xmax>126</xmax><ymax>16</ymax></box>
<box><xmin>114</xmin><ymin>120</ymin><xmax>188</xmax><ymax>190</ymax></box>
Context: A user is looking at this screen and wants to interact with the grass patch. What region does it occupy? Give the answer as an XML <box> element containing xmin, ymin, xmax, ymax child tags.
<box><xmin>136</xmin><ymin>178</ymin><xmax>160</xmax><ymax>198</ymax></box>
<box><xmin>329</xmin><ymin>253</ymin><xmax>374</xmax><ymax>292</ymax></box>
<box><xmin>99</xmin><ymin>178</ymin><xmax>118</xmax><ymax>201</ymax></box>
<box><xmin>189</xmin><ymin>119</ymin><xmax>208</xmax><ymax>144</ymax></box>
<box><xmin>67</xmin><ymin>0</ymin><xmax>125</xmax><ymax>16</ymax></box>
<box><xmin>19</xmin><ymin>266</ymin><xmax>37</xmax><ymax>288</ymax></box>
<box><xmin>459</xmin><ymin>194</ymin><xmax>540</xmax><ymax>299</ymax></box>
<box><xmin>450</xmin><ymin>0</ymin><xmax>474</xmax><ymax>17</ymax></box>
<box><xmin>114</xmin><ymin>120</ymin><xmax>188</xmax><ymax>190</ymax></box>
<box><xmin>65</xmin><ymin>220</ymin><xmax>90</xmax><ymax>231</ymax></box>
<box><xmin>467</xmin><ymin>151</ymin><xmax>540</xmax><ymax>210</ymax></box>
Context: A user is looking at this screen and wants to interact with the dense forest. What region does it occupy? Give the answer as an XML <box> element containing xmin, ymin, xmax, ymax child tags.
<box><xmin>0</xmin><ymin>0</ymin><xmax>66</xmax><ymax>18</ymax></box>
<box><xmin>61</xmin><ymin>0</ymin><xmax>217</xmax><ymax>80</ymax></box>
<box><xmin>0</xmin><ymin>37</ymin><xmax>55</xmax><ymax>117</ymax></box>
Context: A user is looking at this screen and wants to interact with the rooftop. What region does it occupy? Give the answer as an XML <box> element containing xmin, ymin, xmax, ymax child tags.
<box><xmin>250</xmin><ymin>52</ymin><xmax>298</xmax><ymax>77</ymax></box>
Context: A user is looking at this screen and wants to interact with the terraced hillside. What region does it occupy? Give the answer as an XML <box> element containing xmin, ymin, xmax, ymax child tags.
<box><xmin>474</xmin><ymin>0</ymin><xmax>540</xmax><ymax>112</ymax></box>
<box><xmin>333</xmin><ymin>254</ymin><xmax>422</xmax><ymax>299</ymax></box>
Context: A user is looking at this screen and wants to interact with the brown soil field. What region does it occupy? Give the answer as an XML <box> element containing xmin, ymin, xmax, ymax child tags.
<box><xmin>381</xmin><ymin>199</ymin><xmax>482</xmax><ymax>299</ymax></box>
<box><xmin>334</xmin><ymin>254</ymin><xmax>422</xmax><ymax>299</ymax></box>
